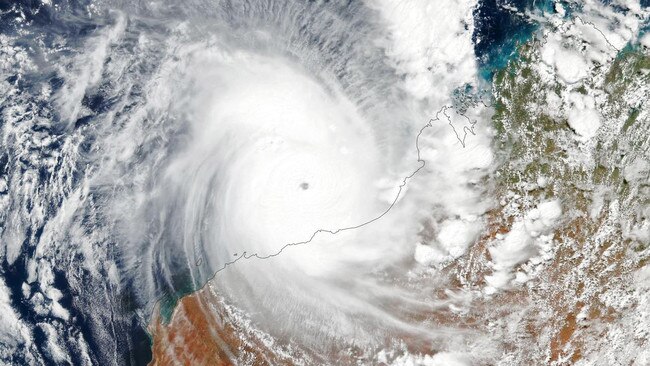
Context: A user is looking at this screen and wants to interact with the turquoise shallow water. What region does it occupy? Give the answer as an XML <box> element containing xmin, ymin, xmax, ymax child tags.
<box><xmin>473</xmin><ymin>0</ymin><xmax>561</xmax><ymax>80</ymax></box>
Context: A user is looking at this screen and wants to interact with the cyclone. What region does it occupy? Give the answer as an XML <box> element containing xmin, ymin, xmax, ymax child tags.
<box><xmin>168</xmin><ymin>52</ymin><xmax>385</xmax><ymax>274</ymax></box>
<box><xmin>3</xmin><ymin>0</ymin><xmax>648</xmax><ymax>364</ymax></box>
<box><xmin>107</xmin><ymin>0</ymin><xmax>488</xmax><ymax>353</ymax></box>
<box><xmin>1</xmin><ymin>0</ymin><xmax>497</xmax><ymax>362</ymax></box>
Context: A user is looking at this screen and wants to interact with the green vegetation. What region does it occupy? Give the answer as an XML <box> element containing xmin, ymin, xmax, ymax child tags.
<box><xmin>492</xmin><ymin>38</ymin><xmax>649</xmax><ymax>204</ymax></box>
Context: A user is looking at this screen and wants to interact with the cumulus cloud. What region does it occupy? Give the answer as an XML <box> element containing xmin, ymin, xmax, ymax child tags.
<box><xmin>0</xmin><ymin>278</ymin><xmax>32</xmax><ymax>357</ymax></box>
<box><xmin>486</xmin><ymin>200</ymin><xmax>562</xmax><ymax>293</ymax></box>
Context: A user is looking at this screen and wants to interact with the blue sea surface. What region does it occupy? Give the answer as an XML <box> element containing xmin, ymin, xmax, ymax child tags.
<box><xmin>473</xmin><ymin>0</ymin><xmax>556</xmax><ymax>80</ymax></box>
<box><xmin>0</xmin><ymin>2</ymin><xmax>153</xmax><ymax>365</ymax></box>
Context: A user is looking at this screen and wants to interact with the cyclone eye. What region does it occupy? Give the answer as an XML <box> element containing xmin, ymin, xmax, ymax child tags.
<box><xmin>299</xmin><ymin>182</ymin><xmax>309</xmax><ymax>190</ymax></box>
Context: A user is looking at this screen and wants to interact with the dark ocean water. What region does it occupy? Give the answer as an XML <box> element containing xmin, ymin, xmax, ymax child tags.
<box><xmin>473</xmin><ymin>0</ymin><xmax>557</xmax><ymax>79</ymax></box>
<box><xmin>0</xmin><ymin>2</ymin><xmax>153</xmax><ymax>364</ymax></box>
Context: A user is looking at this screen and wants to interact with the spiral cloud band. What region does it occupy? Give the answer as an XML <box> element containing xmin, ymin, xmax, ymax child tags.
<box><xmin>3</xmin><ymin>0</ymin><xmax>650</xmax><ymax>363</ymax></box>
<box><xmin>0</xmin><ymin>0</ymin><xmax>498</xmax><ymax>363</ymax></box>
<box><xmin>94</xmin><ymin>0</ymin><xmax>496</xmax><ymax>356</ymax></box>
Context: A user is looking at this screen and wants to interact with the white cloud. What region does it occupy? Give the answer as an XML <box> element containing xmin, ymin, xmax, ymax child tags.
<box><xmin>567</xmin><ymin>93</ymin><xmax>602</xmax><ymax>140</ymax></box>
<box><xmin>0</xmin><ymin>278</ymin><xmax>32</xmax><ymax>357</ymax></box>
<box><xmin>486</xmin><ymin>200</ymin><xmax>562</xmax><ymax>293</ymax></box>
<box><xmin>54</xmin><ymin>13</ymin><xmax>126</xmax><ymax>125</ymax></box>
<box><xmin>366</xmin><ymin>0</ymin><xmax>478</xmax><ymax>102</ymax></box>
